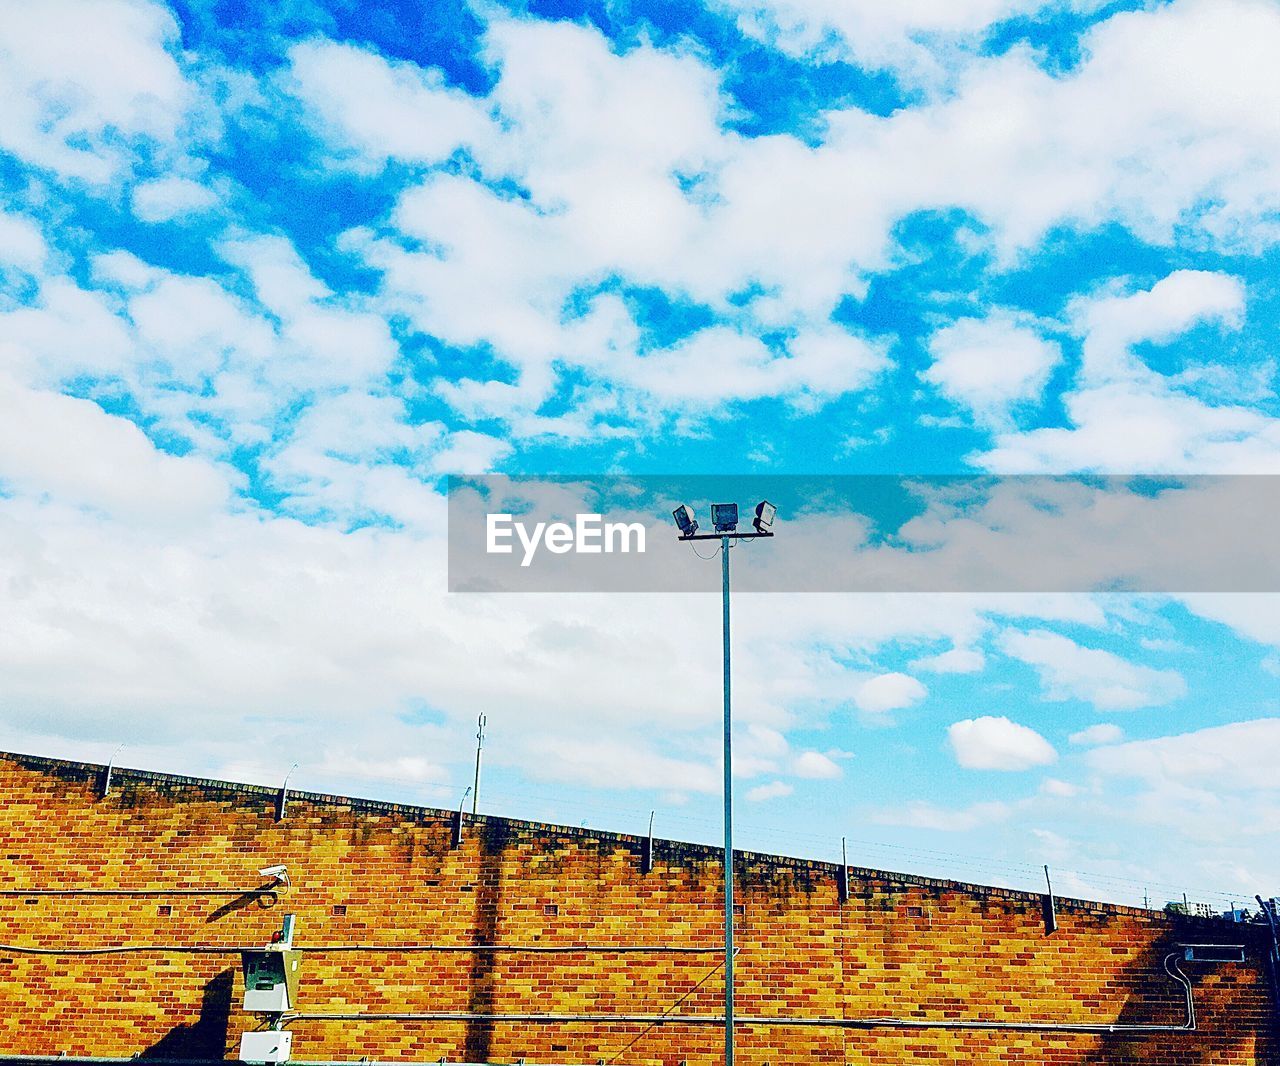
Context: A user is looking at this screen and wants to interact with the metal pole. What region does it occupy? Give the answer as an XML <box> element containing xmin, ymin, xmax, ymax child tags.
<box><xmin>473</xmin><ymin>714</ymin><xmax>486</xmax><ymax>816</ymax></box>
<box><xmin>721</xmin><ymin>534</ymin><xmax>734</xmax><ymax>1066</ymax></box>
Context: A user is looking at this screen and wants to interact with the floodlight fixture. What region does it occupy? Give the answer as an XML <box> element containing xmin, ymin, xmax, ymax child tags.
<box><xmin>753</xmin><ymin>500</ymin><xmax>776</xmax><ymax>533</ymax></box>
<box><xmin>672</xmin><ymin>503</ymin><xmax>699</xmax><ymax>538</ymax></box>
<box><xmin>711</xmin><ymin>503</ymin><xmax>739</xmax><ymax>532</ymax></box>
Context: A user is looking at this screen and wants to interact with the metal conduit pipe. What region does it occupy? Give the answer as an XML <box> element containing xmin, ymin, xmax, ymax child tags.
<box><xmin>0</xmin><ymin>944</ymin><xmax>258</xmax><ymax>956</ymax></box>
<box><xmin>286</xmin><ymin>952</ymin><xmax>1194</xmax><ymax>1036</ymax></box>
<box><xmin>0</xmin><ymin>942</ymin><xmax>719</xmax><ymax>956</ymax></box>
<box><xmin>0</xmin><ymin>944</ymin><xmax>1196</xmax><ymax>1034</ymax></box>
<box><xmin>298</xmin><ymin>944</ymin><xmax>721</xmax><ymax>954</ymax></box>
<box><xmin>0</xmin><ymin>1059</ymin><xmax>363</xmax><ymax>1066</ymax></box>
<box><xmin>0</xmin><ymin>887</ymin><xmax>279</xmax><ymax>897</ymax></box>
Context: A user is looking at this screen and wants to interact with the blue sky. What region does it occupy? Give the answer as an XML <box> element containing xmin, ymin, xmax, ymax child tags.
<box><xmin>3</xmin><ymin>0</ymin><xmax>1280</xmax><ymax>910</ymax></box>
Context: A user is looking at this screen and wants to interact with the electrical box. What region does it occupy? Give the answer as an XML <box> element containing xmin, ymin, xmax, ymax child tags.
<box><xmin>1181</xmin><ymin>943</ymin><xmax>1246</xmax><ymax>963</ymax></box>
<box><xmin>239</xmin><ymin>1029</ymin><xmax>292</xmax><ymax>1064</ymax></box>
<box><xmin>240</xmin><ymin>948</ymin><xmax>302</xmax><ymax>1012</ymax></box>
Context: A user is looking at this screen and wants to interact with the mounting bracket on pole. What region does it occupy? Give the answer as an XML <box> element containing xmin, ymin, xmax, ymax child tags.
<box><xmin>838</xmin><ymin>837</ymin><xmax>850</xmax><ymax>905</ymax></box>
<box><xmin>641</xmin><ymin>811</ymin><xmax>655</xmax><ymax>874</ymax></box>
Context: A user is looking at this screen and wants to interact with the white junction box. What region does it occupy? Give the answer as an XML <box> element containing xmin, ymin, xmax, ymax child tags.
<box><xmin>239</xmin><ymin>1029</ymin><xmax>293</xmax><ymax>1064</ymax></box>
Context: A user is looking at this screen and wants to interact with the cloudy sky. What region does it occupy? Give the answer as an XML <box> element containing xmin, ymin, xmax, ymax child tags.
<box><xmin>3</xmin><ymin>0</ymin><xmax>1280</xmax><ymax>910</ymax></box>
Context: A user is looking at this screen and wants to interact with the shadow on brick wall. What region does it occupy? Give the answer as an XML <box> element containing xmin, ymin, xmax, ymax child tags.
<box><xmin>1095</xmin><ymin>925</ymin><xmax>1277</xmax><ymax>1065</ymax></box>
<box><xmin>463</xmin><ymin>823</ymin><xmax>510</xmax><ymax>1064</ymax></box>
<box><xmin>138</xmin><ymin>969</ymin><xmax>233</xmax><ymax>1059</ymax></box>
<box><xmin>206</xmin><ymin>889</ymin><xmax>279</xmax><ymax>923</ymax></box>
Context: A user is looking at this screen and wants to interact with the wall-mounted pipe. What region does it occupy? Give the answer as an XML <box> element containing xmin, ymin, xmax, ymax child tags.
<box><xmin>0</xmin><ymin>938</ymin><xmax>1200</xmax><ymax>1034</ymax></box>
<box><xmin>297</xmin><ymin>944</ymin><xmax>721</xmax><ymax>954</ymax></box>
<box><xmin>0</xmin><ymin>944</ymin><xmax>256</xmax><ymax>956</ymax></box>
<box><xmin>0</xmin><ymin>941</ymin><xmax>719</xmax><ymax>956</ymax></box>
<box><xmin>287</xmin><ymin>952</ymin><xmax>1195</xmax><ymax>1035</ymax></box>
<box><xmin>0</xmin><ymin>887</ymin><xmax>279</xmax><ymax>898</ymax></box>
<box><xmin>0</xmin><ymin>1059</ymin><xmax>364</xmax><ymax>1066</ymax></box>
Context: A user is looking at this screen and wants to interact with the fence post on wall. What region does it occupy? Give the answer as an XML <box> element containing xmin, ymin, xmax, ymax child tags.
<box><xmin>1043</xmin><ymin>864</ymin><xmax>1058</xmax><ymax>935</ymax></box>
<box><xmin>1256</xmin><ymin>896</ymin><xmax>1280</xmax><ymax>1021</ymax></box>
<box><xmin>641</xmin><ymin>811</ymin><xmax>654</xmax><ymax>874</ymax></box>
<box><xmin>838</xmin><ymin>837</ymin><xmax>850</xmax><ymax>905</ymax></box>
<box><xmin>100</xmin><ymin>743</ymin><xmax>123</xmax><ymax>798</ymax></box>
<box><xmin>452</xmin><ymin>786</ymin><xmax>471</xmax><ymax>848</ymax></box>
<box><xmin>276</xmin><ymin>764</ymin><xmax>297</xmax><ymax>822</ymax></box>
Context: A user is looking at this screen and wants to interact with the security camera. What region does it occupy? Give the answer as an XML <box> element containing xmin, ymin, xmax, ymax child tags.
<box><xmin>258</xmin><ymin>864</ymin><xmax>290</xmax><ymax>886</ymax></box>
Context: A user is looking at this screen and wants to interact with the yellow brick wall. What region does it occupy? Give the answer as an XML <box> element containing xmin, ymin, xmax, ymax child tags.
<box><xmin>0</xmin><ymin>752</ymin><xmax>1273</xmax><ymax>1064</ymax></box>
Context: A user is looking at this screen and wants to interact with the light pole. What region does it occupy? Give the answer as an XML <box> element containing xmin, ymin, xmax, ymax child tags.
<box><xmin>672</xmin><ymin>500</ymin><xmax>776</xmax><ymax>1066</ymax></box>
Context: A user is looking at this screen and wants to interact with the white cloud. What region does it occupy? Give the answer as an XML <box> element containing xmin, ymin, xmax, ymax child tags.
<box><xmin>0</xmin><ymin>275</ymin><xmax>137</xmax><ymax>386</ymax></box>
<box><xmin>0</xmin><ymin>211</ymin><xmax>49</xmax><ymax>272</ymax></box>
<box><xmin>714</xmin><ymin>0</ymin><xmax>1044</xmax><ymax>80</ymax></box>
<box><xmin>923</xmin><ymin>312</ymin><xmax>1061</xmax><ymax>426</ymax></box>
<box><xmin>978</xmin><ymin>271</ymin><xmax>1277</xmax><ymax>473</ymax></box>
<box><xmin>0</xmin><ymin>0</ymin><xmax>192</xmax><ymax>183</ymax></box>
<box><xmin>0</xmin><ymin>463</ymin><xmax>1118</xmax><ymax>809</ymax></box>
<box><xmin>1077</xmin><ymin>720</ymin><xmax>1280</xmax><ymax>852</ymax></box>
<box><xmin>854</xmin><ymin>672</ymin><xmax>927</xmax><ymax>713</ymax></box>
<box><xmin>1072</xmin><ymin>271</ymin><xmax>1245</xmax><ymax>382</ymax></box>
<box><xmin>1040</xmin><ymin>778</ymin><xmax>1079</xmax><ymax>797</ymax></box>
<box><xmin>0</xmin><ymin>225</ymin><xmax>458</xmax><ymax>528</ymax></box>
<box><xmin>1068</xmin><ymin>723</ymin><xmax>1124</xmax><ymax>747</ymax></box>
<box><xmin>1031</xmin><ymin>826</ymin><xmax>1072</xmax><ymax>860</ymax></box>
<box><xmin>430</xmin><ymin>431</ymin><xmax>514</xmax><ymax>475</ymax></box>
<box><xmin>609</xmin><ymin>325</ymin><xmax>886</xmax><ymax>411</ymax></box>
<box><xmin>286</xmin><ymin>39</ymin><xmax>493</xmax><ymax>170</ymax></box>
<box><xmin>524</xmin><ymin>737</ymin><xmax>720</xmax><ymax>793</ymax></box>
<box><xmin>269</xmin><ymin>1</ymin><xmax>1280</xmax><ymax>439</ymax></box>
<box><xmin>306</xmin><ymin>22</ymin><xmax>896</xmax><ymax>428</ymax></box>
<box><xmin>874</xmin><ymin>798</ymin><xmax>1012</xmax><ymax>831</ymax></box>
<box><xmin>1179</xmin><ymin>594</ymin><xmax>1280</xmax><ymax>649</ymax></box>
<box><xmin>999</xmin><ymin>629</ymin><xmax>1186</xmax><ymax>710</ymax></box>
<box><xmin>0</xmin><ymin>376</ymin><xmax>233</xmax><ymax>523</ymax></box>
<box><xmin>947</xmin><ymin>715</ymin><xmax>1057</xmax><ymax>771</ymax></box>
<box><xmin>132</xmin><ymin>176</ymin><xmax>219</xmax><ymax>223</ymax></box>
<box><xmin>315</xmin><ymin>752</ymin><xmax>448</xmax><ymax>786</ymax></box>
<box><xmin>746</xmin><ymin>780</ymin><xmax>794</xmax><ymax>802</ymax></box>
<box><xmin>1088</xmin><ymin>719</ymin><xmax>1280</xmax><ymax>792</ymax></box>
<box><xmin>791</xmin><ymin>750</ymin><xmax>842</xmax><ymax>779</ymax></box>
<box><xmin>909</xmin><ymin>646</ymin><xmax>985</xmax><ymax>674</ymax></box>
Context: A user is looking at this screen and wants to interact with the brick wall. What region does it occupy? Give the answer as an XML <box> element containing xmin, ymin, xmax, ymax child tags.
<box><xmin>0</xmin><ymin>751</ymin><xmax>1274</xmax><ymax>1064</ymax></box>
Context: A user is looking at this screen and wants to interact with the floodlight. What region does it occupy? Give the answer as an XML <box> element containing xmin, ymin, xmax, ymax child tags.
<box><xmin>753</xmin><ymin>500</ymin><xmax>776</xmax><ymax>532</ymax></box>
<box><xmin>672</xmin><ymin>504</ymin><xmax>698</xmax><ymax>537</ymax></box>
<box><xmin>711</xmin><ymin>503</ymin><xmax>738</xmax><ymax>532</ymax></box>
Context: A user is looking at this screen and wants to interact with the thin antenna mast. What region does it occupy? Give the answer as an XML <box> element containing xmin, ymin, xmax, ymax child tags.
<box><xmin>472</xmin><ymin>714</ymin><xmax>487</xmax><ymax>816</ymax></box>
